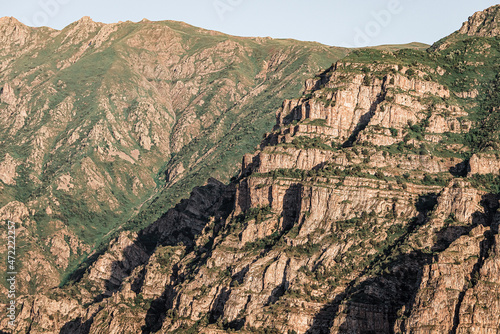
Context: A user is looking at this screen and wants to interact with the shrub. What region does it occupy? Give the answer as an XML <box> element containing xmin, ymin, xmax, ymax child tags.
<box><xmin>470</xmin><ymin>174</ymin><xmax>500</xmax><ymax>194</ymax></box>
<box><xmin>363</xmin><ymin>75</ymin><xmax>371</xmax><ymax>86</ymax></box>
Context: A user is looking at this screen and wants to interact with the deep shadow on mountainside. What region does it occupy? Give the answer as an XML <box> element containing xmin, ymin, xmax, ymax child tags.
<box><xmin>3</xmin><ymin>4</ymin><xmax>500</xmax><ymax>334</ymax></box>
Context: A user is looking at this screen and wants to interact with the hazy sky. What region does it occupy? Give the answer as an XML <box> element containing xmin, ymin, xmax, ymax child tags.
<box><xmin>1</xmin><ymin>0</ymin><xmax>499</xmax><ymax>47</ymax></box>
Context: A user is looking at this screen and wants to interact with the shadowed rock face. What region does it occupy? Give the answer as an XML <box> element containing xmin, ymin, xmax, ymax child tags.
<box><xmin>4</xmin><ymin>4</ymin><xmax>500</xmax><ymax>334</ymax></box>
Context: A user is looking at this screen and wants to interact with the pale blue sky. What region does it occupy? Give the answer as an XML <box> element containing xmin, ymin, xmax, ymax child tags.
<box><xmin>1</xmin><ymin>1</ymin><xmax>499</xmax><ymax>47</ymax></box>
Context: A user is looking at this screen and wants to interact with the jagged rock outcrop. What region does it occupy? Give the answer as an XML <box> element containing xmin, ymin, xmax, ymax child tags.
<box><xmin>458</xmin><ymin>5</ymin><xmax>500</xmax><ymax>37</ymax></box>
<box><xmin>0</xmin><ymin>153</ymin><xmax>18</xmax><ymax>185</ymax></box>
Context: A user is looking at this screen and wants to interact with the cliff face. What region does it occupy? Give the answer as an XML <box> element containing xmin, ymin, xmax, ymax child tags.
<box><xmin>5</xmin><ymin>5</ymin><xmax>500</xmax><ymax>334</ymax></box>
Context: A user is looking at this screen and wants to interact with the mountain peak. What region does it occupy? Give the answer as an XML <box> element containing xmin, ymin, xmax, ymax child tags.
<box><xmin>64</xmin><ymin>16</ymin><xmax>104</xmax><ymax>32</ymax></box>
<box><xmin>458</xmin><ymin>5</ymin><xmax>500</xmax><ymax>37</ymax></box>
<box><xmin>0</xmin><ymin>16</ymin><xmax>25</xmax><ymax>27</ymax></box>
<box><xmin>76</xmin><ymin>16</ymin><xmax>98</xmax><ymax>25</ymax></box>
<box><xmin>77</xmin><ymin>16</ymin><xmax>94</xmax><ymax>23</ymax></box>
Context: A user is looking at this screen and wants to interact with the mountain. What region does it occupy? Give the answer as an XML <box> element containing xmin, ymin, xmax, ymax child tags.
<box><xmin>4</xmin><ymin>4</ymin><xmax>500</xmax><ymax>334</ymax></box>
<box><xmin>0</xmin><ymin>16</ymin><xmax>350</xmax><ymax>293</ymax></box>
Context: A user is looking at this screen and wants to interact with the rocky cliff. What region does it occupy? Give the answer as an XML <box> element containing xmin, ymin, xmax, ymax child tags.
<box><xmin>4</xmin><ymin>4</ymin><xmax>500</xmax><ymax>334</ymax></box>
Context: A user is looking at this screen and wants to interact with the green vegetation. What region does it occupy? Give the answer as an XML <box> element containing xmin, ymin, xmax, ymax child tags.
<box><xmin>366</xmin><ymin>42</ymin><xmax>430</xmax><ymax>52</ymax></box>
<box><xmin>290</xmin><ymin>136</ymin><xmax>335</xmax><ymax>150</ymax></box>
<box><xmin>285</xmin><ymin>240</ymin><xmax>320</xmax><ymax>257</ymax></box>
<box><xmin>14</xmin><ymin>165</ymin><xmax>38</xmax><ymax>203</ymax></box>
<box><xmin>253</xmin><ymin>164</ymin><xmax>393</xmax><ymax>182</ymax></box>
<box><xmin>233</xmin><ymin>206</ymin><xmax>274</xmax><ymax>224</ymax></box>
<box><xmin>464</xmin><ymin>72</ymin><xmax>500</xmax><ymax>152</ymax></box>
<box><xmin>469</xmin><ymin>174</ymin><xmax>500</xmax><ymax>194</ymax></box>
<box><xmin>304</xmin><ymin>119</ymin><xmax>329</xmax><ymax>127</ymax></box>
<box><xmin>242</xmin><ymin>232</ymin><xmax>281</xmax><ymax>252</ymax></box>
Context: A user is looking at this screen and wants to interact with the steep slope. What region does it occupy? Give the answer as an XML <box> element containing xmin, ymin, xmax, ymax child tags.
<box><xmin>0</xmin><ymin>17</ymin><xmax>349</xmax><ymax>294</ymax></box>
<box><xmin>5</xmin><ymin>4</ymin><xmax>500</xmax><ymax>334</ymax></box>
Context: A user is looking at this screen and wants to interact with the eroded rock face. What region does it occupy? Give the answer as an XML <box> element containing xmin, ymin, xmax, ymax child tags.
<box><xmin>85</xmin><ymin>232</ymin><xmax>150</xmax><ymax>296</ymax></box>
<box><xmin>7</xmin><ymin>5</ymin><xmax>500</xmax><ymax>334</ymax></box>
<box><xmin>458</xmin><ymin>5</ymin><xmax>500</xmax><ymax>37</ymax></box>
<box><xmin>0</xmin><ymin>201</ymin><xmax>65</xmax><ymax>309</ymax></box>
<box><xmin>469</xmin><ymin>153</ymin><xmax>500</xmax><ymax>175</ymax></box>
<box><xmin>403</xmin><ymin>225</ymin><xmax>487</xmax><ymax>333</ymax></box>
<box><xmin>0</xmin><ymin>153</ymin><xmax>19</xmax><ymax>185</ymax></box>
<box><xmin>455</xmin><ymin>233</ymin><xmax>500</xmax><ymax>333</ymax></box>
